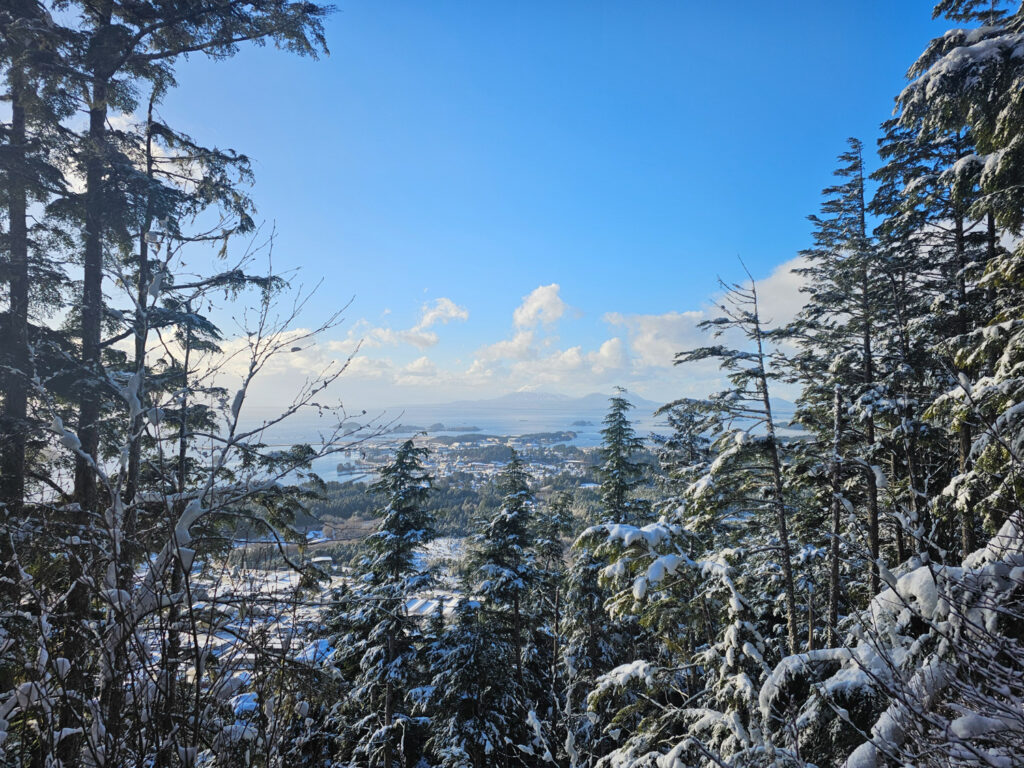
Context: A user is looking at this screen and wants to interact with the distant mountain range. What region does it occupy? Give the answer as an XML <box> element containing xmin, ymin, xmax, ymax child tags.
<box><xmin>250</xmin><ymin>390</ymin><xmax>797</xmax><ymax>444</ymax></box>
<box><xmin>434</xmin><ymin>391</ymin><xmax>665</xmax><ymax>414</ymax></box>
<box><xmin>398</xmin><ymin>390</ymin><xmax>794</xmax><ymax>419</ymax></box>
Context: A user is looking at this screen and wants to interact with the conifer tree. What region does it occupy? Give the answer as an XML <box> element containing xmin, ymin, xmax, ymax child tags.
<box><xmin>329</xmin><ymin>440</ymin><xmax>436</xmax><ymax>768</ymax></box>
<box><xmin>677</xmin><ymin>268</ymin><xmax>801</xmax><ymax>655</ymax></box>
<box><xmin>870</xmin><ymin>117</ymin><xmax>994</xmax><ymax>560</ymax></box>
<box><xmin>428</xmin><ymin>453</ymin><xmax>544</xmax><ymax>768</ymax></box>
<box><xmin>897</xmin><ymin>0</ymin><xmax>1024</xmax><ymax>544</ymax></box>
<box><xmin>531</xmin><ymin>490</ymin><xmax>573</xmax><ymax>750</ymax></box>
<box><xmin>0</xmin><ymin>0</ymin><xmax>73</xmax><ymax>521</ymax></box>
<box><xmin>561</xmin><ymin>393</ymin><xmax>654</xmax><ymax>766</ymax></box>
<box><xmin>597</xmin><ymin>389</ymin><xmax>650</xmax><ymax>525</ymax></box>
<box><xmin>427</xmin><ymin>598</ymin><xmax>528</xmax><ymax>768</ymax></box>
<box><xmin>61</xmin><ymin>0</ymin><xmax>327</xmax><ymax>515</ymax></box>
<box><xmin>41</xmin><ymin>7</ymin><xmax>328</xmax><ymax>756</ymax></box>
<box><xmin>473</xmin><ymin>451</ymin><xmax>538</xmax><ymax>693</ymax></box>
<box><xmin>579</xmin><ymin>517</ymin><xmax>769</xmax><ymax>768</ymax></box>
<box><xmin>790</xmin><ymin>138</ymin><xmax>895</xmax><ymax>590</ymax></box>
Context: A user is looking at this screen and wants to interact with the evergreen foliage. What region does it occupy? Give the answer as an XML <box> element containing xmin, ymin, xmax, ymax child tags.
<box><xmin>597</xmin><ymin>389</ymin><xmax>651</xmax><ymax>526</ymax></box>
<box><xmin>4</xmin><ymin>2</ymin><xmax>1024</xmax><ymax>768</ymax></box>
<box><xmin>327</xmin><ymin>440</ymin><xmax>436</xmax><ymax>767</ymax></box>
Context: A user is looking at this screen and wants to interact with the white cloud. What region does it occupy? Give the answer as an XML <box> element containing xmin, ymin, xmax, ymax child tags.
<box><xmin>364</xmin><ymin>327</ymin><xmax>439</xmax><ymax>349</ymax></box>
<box><xmin>477</xmin><ymin>330</ymin><xmax>538</xmax><ymax>362</ymax></box>
<box><xmin>754</xmin><ymin>255</ymin><xmax>808</xmax><ymax>328</ymax></box>
<box><xmin>394</xmin><ymin>356</ymin><xmax>441</xmax><ymax>386</ymax></box>
<box><xmin>224</xmin><ymin>259</ymin><xmax>810</xmax><ymax>409</ymax></box>
<box><xmin>404</xmin><ymin>356</ymin><xmax>438</xmax><ymax>377</ymax></box>
<box><xmin>589</xmin><ymin>337</ymin><xmax>626</xmax><ymax>373</ymax></box>
<box><xmin>605</xmin><ymin>309</ymin><xmax>707</xmax><ymax>370</ymax></box>
<box><xmin>415</xmin><ymin>297</ymin><xmax>469</xmax><ymax>330</ymax></box>
<box><xmin>513</xmin><ymin>284</ymin><xmax>567</xmax><ymax>328</ymax></box>
<box><xmin>343</xmin><ymin>296</ymin><xmax>469</xmax><ymax>351</ymax></box>
<box><xmin>464</xmin><ymin>336</ymin><xmax>627</xmax><ymax>395</ymax></box>
<box><xmin>604</xmin><ymin>256</ymin><xmax>808</xmax><ymax>373</ymax></box>
<box><xmin>345</xmin><ymin>355</ymin><xmax>393</xmax><ymax>379</ymax></box>
<box><xmin>463</xmin><ymin>284</ymin><xmax>627</xmax><ymax>394</ymax></box>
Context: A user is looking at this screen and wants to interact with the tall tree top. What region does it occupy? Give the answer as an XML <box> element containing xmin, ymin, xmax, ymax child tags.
<box><xmin>473</xmin><ymin>450</ymin><xmax>537</xmax><ymax>610</ymax></box>
<box><xmin>364</xmin><ymin>439</ymin><xmax>435</xmax><ymax>585</ymax></box>
<box><xmin>598</xmin><ymin>388</ymin><xmax>649</xmax><ymax>525</ymax></box>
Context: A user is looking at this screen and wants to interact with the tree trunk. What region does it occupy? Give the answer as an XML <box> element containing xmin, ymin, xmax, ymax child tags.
<box><xmin>751</xmin><ymin>283</ymin><xmax>799</xmax><ymax>655</ymax></box>
<box><xmin>955</xmin><ymin>211</ymin><xmax>977</xmax><ymax>557</ymax></box>
<box><xmin>854</xmin><ymin>147</ymin><xmax>881</xmax><ymax>595</ymax></box>
<box><xmin>765</xmin><ymin>395</ymin><xmax>798</xmax><ymax>655</ymax></box>
<box><xmin>74</xmin><ymin>70</ymin><xmax>109</xmax><ymax>513</ymax></box>
<box><xmin>0</xmin><ymin>71</ymin><xmax>29</xmax><ymax>700</ymax></box>
<box><xmin>513</xmin><ymin>592</ymin><xmax>525</xmax><ymax>693</ymax></box>
<box><xmin>384</xmin><ymin>631</ymin><xmax>396</xmax><ymax>768</ymax></box>
<box><xmin>807</xmin><ymin>583</ymin><xmax>815</xmax><ymax>651</ymax></box>
<box><xmin>551</xmin><ymin>581</ymin><xmax>560</xmax><ymax>724</ymax></box>
<box><xmin>828</xmin><ymin>386</ymin><xmax>843</xmax><ymax>647</ymax></box>
<box><xmin>863</xmin><ymin>292</ymin><xmax>880</xmax><ymax>595</ymax></box>
<box><xmin>155</xmin><ymin>314</ymin><xmax>194</xmax><ymax>766</ymax></box>
<box><xmin>1</xmin><ymin>75</ymin><xmax>28</xmax><ymax>520</ymax></box>
<box><xmin>65</xmin><ymin>10</ymin><xmax>113</xmax><ymax>762</ymax></box>
<box><xmin>126</xmin><ymin>94</ymin><xmax>159</xmax><ymax>505</ymax></box>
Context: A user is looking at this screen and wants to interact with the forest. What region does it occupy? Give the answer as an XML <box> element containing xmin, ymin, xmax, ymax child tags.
<box><xmin>2</xmin><ymin>1</ymin><xmax>1024</xmax><ymax>767</ymax></box>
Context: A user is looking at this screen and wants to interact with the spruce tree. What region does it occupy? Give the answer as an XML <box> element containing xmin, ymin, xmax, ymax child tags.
<box><xmin>897</xmin><ymin>0</ymin><xmax>1024</xmax><ymax>544</ymax></box>
<box><xmin>790</xmin><ymin>138</ymin><xmax>894</xmax><ymax>590</ymax></box>
<box><xmin>474</xmin><ymin>451</ymin><xmax>538</xmax><ymax>691</ymax></box>
<box><xmin>532</xmin><ymin>490</ymin><xmax>573</xmax><ymax>726</ymax></box>
<box><xmin>0</xmin><ymin>0</ymin><xmax>73</xmax><ymax>520</ymax></box>
<box><xmin>561</xmin><ymin>392</ymin><xmax>654</xmax><ymax>766</ymax></box>
<box><xmin>597</xmin><ymin>389</ymin><xmax>650</xmax><ymax>525</ymax></box>
<box><xmin>329</xmin><ymin>439</ymin><xmax>436</xmax><ymax>768</ymax></box>
<box><xmin>427</xmin><ymin>598</ymin><xmax>527</xmax><ymax>768</ymax></box>
<box><xmin>870</xmin><ymin>117</ymin><xmax>994</xmax><ymax>560</ymax></box>
<box><xmin>428</xmin><ymin>453</ymin><xmax>543</xmax><ymax>768</ymax></box>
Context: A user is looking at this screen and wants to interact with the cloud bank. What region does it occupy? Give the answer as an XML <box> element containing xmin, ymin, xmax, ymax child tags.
<box><xmin>230</xmin><ymin>257</ymin><xmax>808</xmax><ymax>409</ymax></box>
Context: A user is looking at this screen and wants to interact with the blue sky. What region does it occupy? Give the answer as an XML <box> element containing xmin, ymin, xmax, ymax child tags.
<box><xmin>161</xmin><ymin>1</ymin><xmax>949</xmax><ymax>409</ymax></box>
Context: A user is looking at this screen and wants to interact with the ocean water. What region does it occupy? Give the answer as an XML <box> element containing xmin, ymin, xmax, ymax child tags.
<box><xmin>251</xmin><ymin>399</ymin><xmax>669</xmax><ymax>480</ymax></box>
<box><xmin>242</xmin><ymin>392</ymin><xmax>800</xmax><ymax>482</ymax></box>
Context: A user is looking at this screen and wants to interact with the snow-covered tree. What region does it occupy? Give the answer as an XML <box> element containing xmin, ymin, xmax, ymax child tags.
<box><xmin>898</xmin><ymin>0</ymin><xmax>1024</xmax><ymax>549</ymax></box>
<box><xmin>427</xmin><ymin>452</ymin><xmax>556</xmax><ymax>768</ymax></box>
<box><xmin>531</xmin><ymin>491</ymin><xmax>574</xmax><ymax>753</ymax></box>
<box><xmin>597</xmin><ymin>389</ymin><xmax>651</xmax><ymax>526</ymax></box>
<box><xmin>327</xmin><ymin>439</ymin><xmax>436</xmax><ymax>767</ymax></box>
<box><xmin>789</xmin><ymin>138</ymin><xmax>894</xmax><ymax>592</ymax></box>
<box><xmin>676</xmin><ymin>269</ymin><xmax>802</xmax><ymax>655</ymax></box>
<box><xmin>426</xmin><ymin>598</ymin><xmax>531</xmax><ymax>768</ymax></box>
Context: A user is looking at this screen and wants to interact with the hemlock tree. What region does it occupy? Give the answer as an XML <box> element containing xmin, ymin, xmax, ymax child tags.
<box><xmin>597</xmin><ymin>389</ymin><xmax>651</xmax><ymax>526</ymax></box>
<box><xmin>870</xmin><ymin>117</ymin><xmax>993</xmax><ymax>561</ymax></box>
<box><xmin>426</xmin><ymin>597</ymin><xmax>527</xmax><ymax>768</ymax></box>
<box><xmin>428</xmin><ymin>453</ymin><xmax>546</xmax><ymax>768</ymax></box>
<box><xmin>329</xmin><ymin>439</ymin><xmax>436</xmax><ymax>768</ymax></box>
<box><xmin>0</xmin><ymin>6</ymin><xmax>350</xmax><ymax>763</ymax></box>
<box><xmin>676</xmin><ymin>269</ymin><xmax>801</xmax><ymax>655</ymax></box>
<box><xmin>0</xmin><ymin>3</ymin><xmax>76</xmax><ymax>699</ymax></box>
<box><xmin>0</xmin><ymin>4</ymin><xmax>332</xmax><ymax>764</ymax></box>
<box><xmin>55</xmin><ymin>0</ymin><xmax>329</xmax><ymax>518</ymax></box>
<box><xmin>898</xmin><ymin>0</ymin><xmax>1024</xmax><ymax>545</ymax></box>
<box><xmin>562</xmin><ymin>392</ymin><xmax>654</xmax><ymax>767</ymax></box>
<box><xmin>578</xmin><ymin>517</ymin><xmax>771</xmax><ymax>768</ymax></box>
<box><xmin>475</xmin><ymin>451</ymin><xmax>538</xmax><ymax>693</ymax></box>
<box><xmin>791</xmin><ymin>138</ymin><xmax>893</xmax><ymax>591</ymax></box>
<box><xmin>0</xmin><ymin>0</ymin><xmax>73</xmax><ymax>521</ymax></box>
<box><xmin>562</xmin><ymin>533</ymin><xmax>619</xmax><ymax>768</ymax></box>
<box><xmin>531</xmin><ymin>490</ymin><xmax>573</xmax><ymax>745</ymax></box>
